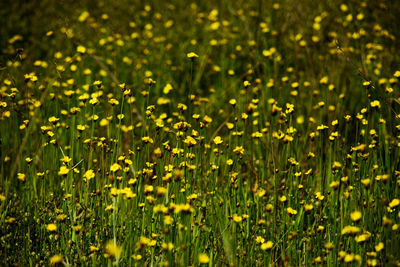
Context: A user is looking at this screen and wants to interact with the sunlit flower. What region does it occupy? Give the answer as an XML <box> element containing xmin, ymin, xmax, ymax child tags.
<box><xmin>351</xmin><ymin>211</ymin><xmax>362</xmax><ymax>222</ymax></box>
<box><xmin>187</xmin><ymin>52</ymin><xmax>199</xmax><ymax>59</ymax></box>
<box><xmin>46</xmin><ymin>223</ymin><xmax>57</xmax><ymax>232</ymax></box>
<box><xmin>58</xmin><ymin>166</ymin><xmax>69</xmax><ymax>176</ymax></box>
<box><xmin>198</xmin><ymin>253</ymin><xmax>209</xmax><ymax>264</ymax></box>
<box><xmin>105</xmin><ymin>241</ymin><xmax>122</xmax><ymax>258</ymax></box>
<box><xmin>213</xmin><ymin>136</ymin><xmax>223</xmax><ymax>145</ymax></box>
<box><xmin>110</xmin><ymin>163</ymin><xmax>121</xmax><ymax>172</ymax></box>
<box><xmin>83</xmin><ymin>169</ymin><xmax>95</xmax><ymax>181</ymax></box>
<box><xmin>261</xmin><ymin>241</ymin><xmax>273</xmax><ymax>250</ymax></box>
<box><xmin>50</xmin><ymin>255</ymin><xmax>63</xmax><ymax>265</ymax></box>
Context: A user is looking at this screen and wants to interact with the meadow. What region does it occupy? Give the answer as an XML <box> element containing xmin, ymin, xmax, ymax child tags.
<box><xmin>1</xmin><ymin>0</ymin><xmax>400</xmax><ymax>266</ymax></box>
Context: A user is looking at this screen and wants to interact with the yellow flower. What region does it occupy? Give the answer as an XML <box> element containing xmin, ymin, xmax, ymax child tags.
<box><xmin>361</xmin><ymin>179</ymin><xmax>370</xmax><ymax>188</ymax></box>
<box><xmin>304</xmin><ymin>204</ymin><xmax>314</xmax><ymax>212</ymax></box>
<box><xmin>105</xmin><ymin>241</ymin><xmax>122</xmax><ymax>258</ymax></box>
<box><xmin>60</xmin><ymin>156</ymin><xmax>72</xmax><ymax>164</ymax></box>
<box><xmin>226</xmin><ymin>122</ymin><xmax>234</xmax><ymax>129</ymax></box>
<box><xmin>209</xmin><ymin>21</ymin><xmax>220</xmax><ymax>30</ymax></box>
<box><xmin>76</xmin><ymin>45</ymin><xmax>87</xmax><ymax>54</ymax></box>
<box><xmin>48</xmin><ymin>116</ymin><xmax>59</xmax><ymax>124</ymax></box>
<box><xmin>198</xmin><ymin>253</ymin><xmax>210</xmax><ymax>264</ymax></box>
<box><xmin>319</xmin><ymin>76</ymin><xmax>328</xmax><ymax>84</ymax></box>
<box><xmin>105</xmin><ymin>204</ymin><xmax>115</xmax><ymax>211</ymax></box>
<box><xmin>350</xmin><ymin>211</ymin><xmax>362</xmax><ymax>222</ymax></box>
<box><xmin>58</xmin><ymin>166</ymin><xmax>69</xmax><ymax>176</ymax></box>
<box><xmin>73</xmin><ymin>225</ymin><xmax>83</xmax><ymax>232</ymax></box>
<box><xmin>177</xmin><ymin>103</ymin><xmax>187</xmax><ymax>111</ymax></box>
<box><xmin>329</xmin><ymin>181</ymin><xmax>339</xmax><ymax>190</ymax></box>
<box><xmin>132</xmin><ymin>254</ymin><xmax>142</xmax><ymax>260</ymax></box>
<box><xmin>344</xmin><ymin>254</ymin><xmax>354</xmax><ymax>263</ymax></box>
<box><xmin>164</xmin><ymin>215</ymin><xmax>174</xmax><ymax>225</ymax></box>
<box><xmin>279</xmin><ymin>195</ymin><xmax>287</xmax><ymax>202</ymax></box>
<box><xmin>7</xmin><ymin>217</ymin><xmax>16</xmax><ymax>224</ymax></box>
<box><xmin>232</xmin><ymin>214</ymin><xmax>242</xmax><ymax>222</ymax></box>
<box><xmin>341</xmin><ymin>225</ymin><xmax>360</xmax><ymax>235</ymax></box>
<box><xmin>163</xmin><ymin>83</ymin><xmax>173</xmax><ymax>94</ymax></box>
<box><xmin>261</xmin><ymin>241</ymin><xmax>274</xmax><ymax>250</ymax></box>
<box><xmin>355</xmin><ymin>232</ymin><xmax>371</xmax><ymax>243</ymax></box>
<box><xmin>315</xmin><ymin>192</ymin><xmax>325</xmax><ymax>200</ymax></box>
<box><xmin>203</xmin><ymin>115</ymin><xmax>212</xmax><ymax>124</ymax></box>
<box><xmin>109</xmin><ymin>98</ymin><xmax>119</xmax><ymax>106</ymax></box>
<box><xmin>257</xmin><ymin>189</ymin><xmax>266</xmax><ymax>197</ymax></box>
<box><xmin>213</xmin><ymin>136</ymin><xmax>223</xmax><ymax>145</ymax></box>
<box><xmin>367</xmin><ymin>259</ymin><xmax>378</xmax><ymax>266</ymax></box>
<box><xmin>89</xmin><ymin>98</ymin><xmax>99</xmax><ymax>105</ymax></box>
<box><xmin>340</xmin><ymin>4</ymin><xmax>348</xmax><ymax>12</ymax></box>
<box><xmin>50</xmin><ymin>255</ymin><xmax>63</xmax><ymax>264</ymax></box>
<box><xmin>141</xmin><ymin>136</ymin><xmax>154</xmax><ymax>144</ymax></box>
<box><xmin>375</xmin><ymin>242</ymin><xmax>384</xmax><ymax>252</ymax></box>
<box><xmin>287</xmin><ymin>207</ymin><xmax>297</xmax><ymax>215</ymax></box>
<box><xmin>99</xmin><ymin>119</ymin><xmax>108</xmax><ymax>127</ymax></box>
<box><xmin>78</xmin><ymin>11</ymin><xmax>90</xmax><ymax>22</ymax></box>
<box><xmin>90</xmin><ymin>245</ymin><xmax>99</xmax><ymax>252</ymax></box>
<box><xmin>110</xmin><ymin>163</ymin><xmax>121</xmax><ymax>172</ymax></box>
<box><xmin>187</xmin><ymin>52</ymin><xmax>199</xmax><ymax>59</ymax></box>
<box><xmin>83</xmin><ymin>169</ymin><xmax>95</xmax><ymax>181</ymax></box>
<box><xmin>76</xmin><ymin>125</ymin><xmax>85</xmax><ymax>132</ymax></box>
<box><xmin>138</xmin><ymin>236</ymin><xmax>151</xmax><ymax>247</ymax></box>
<box><xmin>317</xmin><ymin>124</ymin><xmax>328</xmax><ymax>131</ymax></box>
<box><xmin>17</xmin><ymin>173</ymin><xmax>26</xmax><ymax>182</ymax></box>
<box><xmin>233</xmin><ymin>146</ymin><xmax>245</xmax><ymax>155</ymax></box>
<box><xmin>325</xmin><ymin>242</ymin><xmax>334</xmax><ymax>250</ymax></box>
<box><xmin>173</xmin><ymin>203</ymin><xmax>194</xmax><ymax>213</ymax></box>
<box><xmin>256</xmin><ymin>236</ymin><xmax>265</xmax><ymax>244</ymax></box>
<box><xmin>370</xmin><ymin>100</ymin><xmax>381</xmax><ymax>109</ymax></box>
<box><xmin>157</xmin><ymin>97</ymin><xmax>170</xmax><ymax>105</ymax></box>
<box><xmin>389</xmin><ymin>198</ymin><xmax>400</xmax><ymax>208</ymax></box>
<box><xmin>46</xmin><ymin>223</ymin><xmax>57</xmax><ymax>232</ymax></box>
<box><xmin>184</xmin><ymin>136</ymin><xmax>197</xmax><ymax>146</ymax></box>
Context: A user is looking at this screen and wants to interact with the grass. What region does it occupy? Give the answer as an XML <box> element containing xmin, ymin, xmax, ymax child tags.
<box><xmin>1</xmin><ymin>0</ymin><xmax>400</xmax><ymax>266</ymax></box>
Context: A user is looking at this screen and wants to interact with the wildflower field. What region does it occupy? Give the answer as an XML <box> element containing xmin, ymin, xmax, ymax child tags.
<box><xmin>1</xmin><ymin>0</ymin><xmax>400</xmax><ymax>266</ymax></box>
